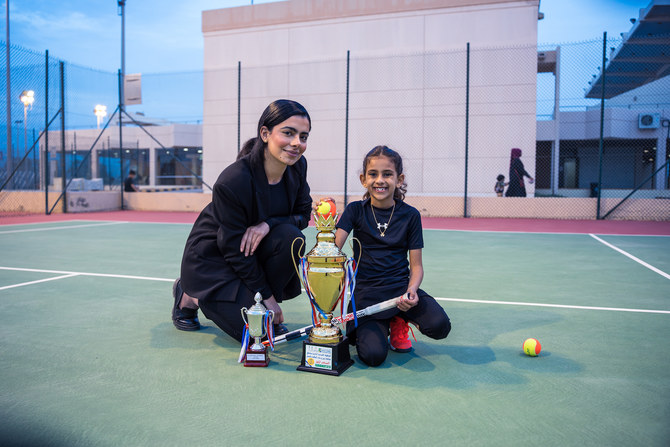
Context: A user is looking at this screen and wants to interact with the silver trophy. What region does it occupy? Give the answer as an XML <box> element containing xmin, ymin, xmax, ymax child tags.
<box><xmin>240</xmin><ymin>293</ymin><xmax>274</xmax><ymax>367</ymax></box>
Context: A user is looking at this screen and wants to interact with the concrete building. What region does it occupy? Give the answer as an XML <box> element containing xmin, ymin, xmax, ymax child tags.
<box><xmin>44</xmin><ymin>124</ymin><xmax>202</xmax><ymax>191</ymax></box>
<box><xmin>201</xmin><ymin>0</ymin><xmax>541</xmax><ymax>199</ymax></box>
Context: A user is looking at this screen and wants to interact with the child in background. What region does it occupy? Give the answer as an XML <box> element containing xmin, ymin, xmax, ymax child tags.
<box><xmin>334</xmin><ymin>145</ymin><xmax>451</xmax><ymax>367</ymax></box>
<box><xmin>495</xmin><ymin>174</ymin><xmax>508</xmax><ymax>197</ymax></box>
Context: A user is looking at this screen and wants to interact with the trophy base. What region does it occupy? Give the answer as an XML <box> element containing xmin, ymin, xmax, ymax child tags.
<box><xmin>244</xmin><ymin>347</ymin><xmax>270</xmax><ymax>367</ymax></box>
<box><xmin>297</xmin><ymin>337</ymin><xmax>353</xmax><ymax>376</ymax></box>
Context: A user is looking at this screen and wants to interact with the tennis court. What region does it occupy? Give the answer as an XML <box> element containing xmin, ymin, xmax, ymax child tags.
<box><xmin>1</xmin><ymin>212</ymin><xmax>669</xmax><ymax>446</ymax></box>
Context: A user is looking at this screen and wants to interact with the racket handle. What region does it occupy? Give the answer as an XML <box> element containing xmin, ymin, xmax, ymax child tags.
<box><xmin>284</xmin><ymin>327</ymin><xmax>311</xmax><ymax>341</ymax></box>
<box><xmin>334</xmin><ymin>295</ymin><xmax>402</xmax><ymax>324</ymax></box>
<box><xmin>359</xmin><ymin>296</ymin><xmax>402</xmax><ymax>316</ymax></box>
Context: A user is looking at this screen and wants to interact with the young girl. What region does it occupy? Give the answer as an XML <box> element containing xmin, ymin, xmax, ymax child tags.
<box><xmin>494</xmin><ymin>174</ymin><xmax>508</xmax><ymax>197</ymax></box>
<box><xmin>334</xmin><ymin>146</ymin><xmax>451</xmax><ymax>367</ymax></box>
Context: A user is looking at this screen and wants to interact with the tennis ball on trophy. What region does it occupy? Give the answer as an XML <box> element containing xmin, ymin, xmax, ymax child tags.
<box><xmin>316</xmin><ymin>199</ymin><xmax>336</xmax><ymax>218</ymax></box>
<box><xmin>523</xmin><ymin>338</ymin><xmax>541</xmax><ymax>357</ymax></box>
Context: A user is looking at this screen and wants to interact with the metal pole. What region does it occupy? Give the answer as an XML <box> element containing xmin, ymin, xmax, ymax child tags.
<box><xmin>60</xmin><ymin>61</ymin><xmax>67</xmax><ymax>213</ymax></box>
<box><xmin>23</xmin><ymin>103</ymin><xmax>27</xmax><ymax>172</ymax></box>
<box><xmin>596</xmin><ymin>32</ymin><xmax>606</xmax><ymax>219</ymax></box>
<box><xmin>5</xmin><ymin>0</ymin><xmax>13</xmax><ymax>188</ymax></box>
<box><xmin>45</xmin><ymin>50</ymin><xmax>49</xmax><ymax>213</ymax></box>
<box><xmin>118</xmin><ymin>1</ymin><xmax>126</xmax><ymax>209</ymax></box>
<box><xmin>551</xmin><ymin>46</ymin><xmax>561</xmax><ymax>196</ymax></box>
<box><xmin>119</xmin><ymin>1</ymin><xmax>125</xmax><ymax>105</ymax></box>
<box><xmin>464</xmin><ymin>42</ymin><xmax>470</xmax><ymax>218</ymax></box>
<box><xmin>344</xmin><ymin>50</ymin><xmax>350</xmax><ymax>207</ymax></box>
<box><xmin>119</xmin><ymin>70</ymin><xmax>124</xmax><ymax>209</ymax></box>
<box><xmin>33</xmin><ymin>128</ymin><xmax>37</xmax><ymax>189</ymax></box>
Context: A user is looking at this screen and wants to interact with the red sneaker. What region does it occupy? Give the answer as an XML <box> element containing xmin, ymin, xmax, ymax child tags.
<box><xmin>389</xmin><ymin>316</ymin><xmax>413</xmax><ymax>353</ymax></box>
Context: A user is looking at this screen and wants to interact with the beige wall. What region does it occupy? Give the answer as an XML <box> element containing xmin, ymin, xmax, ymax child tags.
<box><xmin>4</xmin><ymin>191</ymin><xmax>666</xmax><ymax>221</ymax></box>
<box><xmin>122</xmin><ymin>194</ymin><xmax>670</xmax><ymax>221</ymax></box>
<box><xmin>202</xmin><ymin>0</ymin><xmax>539</xmax><ymax>197</ymax></box>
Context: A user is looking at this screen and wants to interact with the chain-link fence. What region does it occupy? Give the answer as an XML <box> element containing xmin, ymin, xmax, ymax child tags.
<box><xmin>2</xmin><ymin>34</ymin><xmax>669</xmax><ymax>220</ymax></box>
<box><xmin>0</xmin><ymin>41</ymin><xmax>206</xmax><ymax>216</ymax></box>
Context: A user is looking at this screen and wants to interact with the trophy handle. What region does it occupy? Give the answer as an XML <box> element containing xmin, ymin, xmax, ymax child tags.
<box><xmin>349</xmin><ymin>237</ymin><xmax>362</xmax><ymax>269</ymax></box>
<box><xmin>290</xmin><ymin>237</ymin><xmax>306</xmax><ymax>288</ymax></box>
<box><xmin>240</xmin><ymin>307</ymin><xmax>248</xmax><ymax>325</ymax></box>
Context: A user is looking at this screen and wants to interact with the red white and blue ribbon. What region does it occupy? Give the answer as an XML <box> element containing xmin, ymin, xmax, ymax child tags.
<box><xmin>343</xmin><ymin>258</ymin><xmax>359</xmax><ymax>328</ymax></box>
<box><xmin>238</xmin><ymin>324</ymin><xmax>250</xmax><ymax>363</ymax></box>
<box><xmin>264</xmin><ymin>310</ymin><xmax>275</xmax><ymax>351</ymax></box>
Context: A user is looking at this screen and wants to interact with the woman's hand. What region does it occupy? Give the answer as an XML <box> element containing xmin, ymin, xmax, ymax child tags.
<box><xmin>397</xmin><ymin>290</ymin><xmax>419</xmax><ymax>311</ymax></box>
<box><xmin>262</xmin><ymin>295</ymin><xmax>284</xmax><ymax>324</ymax></box>
<box><xmin>240</xmin><ymin>222</ymin><xmax>270</xmax><ymax>257</ymax></box>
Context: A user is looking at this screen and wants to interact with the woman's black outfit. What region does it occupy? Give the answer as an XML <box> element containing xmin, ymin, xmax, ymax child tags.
<box><xmin>505</xmin><ymin>157</ymin><xmax>531</xmax><ymax>197</ymax></box>
<box><xmin>179</xmin><ymin>156</ymin><xmax>311</xmax><ymax>341</ymax></box>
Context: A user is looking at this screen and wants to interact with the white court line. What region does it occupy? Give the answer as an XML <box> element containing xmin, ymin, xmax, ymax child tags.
<box><xmin>424</xmin><ymin>227</ymin><xmax>670</xmax><ymax>237</ymax></box>
<box><xmin>2</xmin><ymin>267</ymin><xmax>666</xmax><ymax>314</ymax></box>
<box><xmin>0</xmin><ymin>273</ymin><xmax>80</xmax><ymax>291</ymax></box>
<box><xmin>589</xmin><ymin>233</ymin><xmax>670</xmax><ymax>280</ymax></box>
<box><xmin>0</xmin><ymin>266</ymin><xmax>173</xmax><ymax>283</ymax></box>
<box><xmin>435</xmin><ymin>297</ymin><xmax>670</xmax><ymax>315</ymax></box>
<box><xmin>0</xmin><ymin>219</ymin><xmax>108</xmax><ymax>228</ymax></box>
<box><xmin>0</xmin><ymin>221</ymin><xmax>127</xmax><ymax>234</ymax></box>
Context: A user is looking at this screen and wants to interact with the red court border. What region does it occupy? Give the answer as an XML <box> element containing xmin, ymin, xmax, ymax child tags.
<box><xmin>1</xmin><ymin>211</ymin><xmax>668</xmax><ymax>235</ymax></box>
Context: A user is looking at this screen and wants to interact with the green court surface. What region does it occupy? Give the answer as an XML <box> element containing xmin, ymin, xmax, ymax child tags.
<box><xmin>1</xmin><ymin>220</ymin><xmax>669</xmax><ymax>446</ymax></box>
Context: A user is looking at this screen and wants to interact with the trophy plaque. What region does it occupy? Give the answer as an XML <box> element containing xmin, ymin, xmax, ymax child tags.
<box><xmin>293</xmin><ymin>199</ymin><xmax>354</xmax><ymax>376</ymax></box>
<box><xmin>240</xmin><ymin>293</ymin><xmax>274</xmax><ymax>367</ymax></box>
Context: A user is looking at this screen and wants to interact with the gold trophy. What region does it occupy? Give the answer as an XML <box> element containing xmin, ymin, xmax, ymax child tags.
<box><xmin>240</xmin><ymin>293</ymin><xmax>274</xmax><ymax>367</ymax></box>
<box><xmin>292</xmin><ymin>199</ymin><xmax>355</xmax><ymax>376</ymax></box>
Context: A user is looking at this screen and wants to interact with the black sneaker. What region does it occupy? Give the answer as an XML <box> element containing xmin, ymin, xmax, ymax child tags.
<box><xmin>172</xmin><ymin>279</ymin><xmax>201</xmax><ymax>331</ymax></box>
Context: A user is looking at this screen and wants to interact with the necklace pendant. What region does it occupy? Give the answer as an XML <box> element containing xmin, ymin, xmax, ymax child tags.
<box><xmin>372</xmin><ymin>203</ymin><xmax>394</xmax><ymax>238</ymax></box>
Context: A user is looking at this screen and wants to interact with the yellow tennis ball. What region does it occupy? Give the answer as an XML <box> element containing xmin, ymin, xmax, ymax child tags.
<box><xmin>523</xmin><ymin>338</ymin><xmax>541</xmax><ymax>357</ymax></box>
<box><xmin>316</xmin><ymin>199</ymin><xmax>336</xmax><ymax>218</ymax></box>
<box><xmin>317</xmin><ymin>201</ymin><xmax>330</xmax><ymax>215</ymax></box>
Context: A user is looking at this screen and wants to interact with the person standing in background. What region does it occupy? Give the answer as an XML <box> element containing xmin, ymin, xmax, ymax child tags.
<box><xmin>505</xmin><ymin>148</ymin><xmax>534</xmax><ymax>197</ymax></box>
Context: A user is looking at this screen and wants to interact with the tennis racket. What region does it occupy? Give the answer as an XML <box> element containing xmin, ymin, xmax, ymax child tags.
<box><xmin>263</xmin><ymin>294</ymin><xmax>406</xmax><ymax>346</ymax></box>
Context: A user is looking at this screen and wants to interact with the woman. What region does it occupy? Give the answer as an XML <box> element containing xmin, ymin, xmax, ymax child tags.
<box><xmin>172</xmin><ymin>99</ymin><xmax>312</xmax><ymax>341</ymax></box>
<box><xmin>505</xmin><ymin>148</ymin><xmax>534</xmax><ymax>197</ymax></box>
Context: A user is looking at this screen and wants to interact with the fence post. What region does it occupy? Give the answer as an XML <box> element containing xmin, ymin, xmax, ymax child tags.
<box><xmin>344</xmin><ymin>50</ymin><xmax>350</xmax><ymax>207</ymax></box>
<box><xmin>464</xmin><ymin>42</ymin><xmax>470</xmax><ymax>218</ymax></box>
<box><xmin>5</xmin><ymin>2</ymin><xmax>12</xmax><ymax>190</ymax></box>
<box><xmin>44</xmin><ymin>50</ymin><xmax>49</xmax><ymax>214</ymax></box>
<box><xmin>118</xmin><ymin>69</ymin><xmax>124</xmax><ymax>210</ymax></box>
<box><xmin>596</xmin><ymin>32</ymin><xmax>607</xmax><ymax>219</ymax></box>
<box><xmin>59</xmin><ymin>62</ymin><xmax>67</xmax><ymax>213</ymax></box>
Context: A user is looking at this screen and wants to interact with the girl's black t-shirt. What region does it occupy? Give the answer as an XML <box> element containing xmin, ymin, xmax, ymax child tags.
<box><xmin>336</xmin><ymin>198</ymin><xmax>423</xmax><ymax>306</ymax></box>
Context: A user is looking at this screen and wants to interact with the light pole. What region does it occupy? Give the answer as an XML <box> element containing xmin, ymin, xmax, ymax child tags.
<box><xmin>19</xmin><ymin>89</ymin><xmax>35</xmax><ymax>155</ymax></box>
<box><xmin>94</xmin><ymin>104</ymin><xmax>107</xmax><ymax>129</ymax></box>
<box><xmin>5</xmin><ymin>0</ymin><xmax>12</xmax><ymax>188</ymax></box>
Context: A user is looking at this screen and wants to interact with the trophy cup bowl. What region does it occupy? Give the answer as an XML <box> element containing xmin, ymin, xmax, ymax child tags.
<box><xmin>305</xmin><ymin>243</ymin><xmax>347</xmax><ymax>344</ymax></box>
<box><xmin>240</xmin><ymin>293</ymin><xmax>273</xmax><ymax>367</ymax></box>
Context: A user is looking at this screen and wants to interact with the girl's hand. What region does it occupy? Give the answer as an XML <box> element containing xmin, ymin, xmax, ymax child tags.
<box><xmin>240</xmin><ymin>222</ymin><xmax>270</xmax><ymax>256</ymax></box>
<box><xmin>262</xmin><ymin>295</ymin><xmax>284</xmax><ymax>324</ymax></box>
<box><xmin>397</xmin><ymin>290</ymin><xmax>419</xmax><ymax>311</ymax></box>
